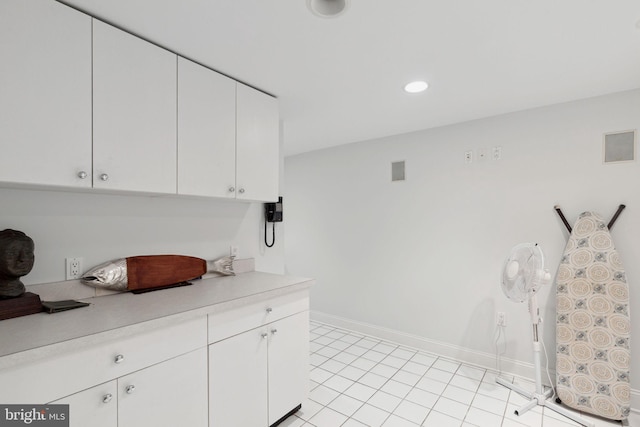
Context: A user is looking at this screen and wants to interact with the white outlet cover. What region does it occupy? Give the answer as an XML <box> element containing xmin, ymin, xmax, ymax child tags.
<box><xmin>492</xmin><ymin>146</ymin><xmax>502</xmax><ymax>160</ymax></box>
<box><xmin>464</xmin><ymin>150</ymin><xmax>473</xmax><ymax>164</ymax></box>
<box><xmin>66</xmin><ymin>257</ymin><xmax>84</xmax><ymax>280</ymax></box>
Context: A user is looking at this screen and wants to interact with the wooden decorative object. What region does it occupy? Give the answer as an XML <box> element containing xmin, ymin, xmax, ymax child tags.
<box><xmin>126</xmin><ymin>255</ymin><xmax>206</xmax><ymax>291</ymax></box>
<box><xmin>0</xmin><ymin>292</ymin><xmax>42</xmax><ymax>321</ymax></box>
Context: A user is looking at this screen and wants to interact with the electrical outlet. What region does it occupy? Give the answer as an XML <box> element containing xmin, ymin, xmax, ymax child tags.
<box><xmin>66</xmin><ymin>257</ymin><xmax>83</xmax><ymax>280</ymax></box>
<box><xmin>492</xmin><ymin>146</ymin><xmax>502</xmax><ymax>160</ymax></box>
<box><xmin>230</xmin><ymin>246</ymin><xmax>239</xmax><ymax>258</ymax></box>
<box><xmin>464</xmin><ymin>150</ymin><xmax>473</xmax><ymax>164</ymax></box>
<box><xmin>496</xmin><ymin>311</ymin><xmax>507</xmax><ymax>327</ymax></box>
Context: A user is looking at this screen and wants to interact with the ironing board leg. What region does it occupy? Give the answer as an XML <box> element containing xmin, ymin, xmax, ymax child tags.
<box><xmin>544</xmin><ymin>400</ymin><xmax>595</xmax><ymax>427</ymax></box>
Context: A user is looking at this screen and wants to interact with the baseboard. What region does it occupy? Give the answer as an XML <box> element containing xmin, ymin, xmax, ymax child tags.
<box><xmin>311</xmin><ymin>311</ymin><xmax>540</xmax><ymax>380</ymax></box>
<box><xmin>633</xmin><ymin>392</ymin><xmax>640</xmax><ymax>416</ymax></box>
<box><xmin>311</xmin><ymin>310</ymin><xmax>640</xmax><ymax>413</ymax></box>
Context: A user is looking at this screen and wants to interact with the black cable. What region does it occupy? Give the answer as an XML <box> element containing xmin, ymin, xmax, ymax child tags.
<box><xmin>265</xmin><ymin>220</ymin><xmax>276</xmax><ymax>247</ymax></box>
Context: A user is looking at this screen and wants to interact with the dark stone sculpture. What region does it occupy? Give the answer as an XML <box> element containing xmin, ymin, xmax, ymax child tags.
<box><xmin>0</xmin><ymin>229</ymin><xmax>35</xmax><ymax>299</ymax></box>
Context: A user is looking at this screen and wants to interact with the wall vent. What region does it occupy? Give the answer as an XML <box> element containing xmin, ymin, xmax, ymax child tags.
<box><xmin>391</xmin><ymin>161</ymin><xmax>405</xmax><ymax>181</ymax></box>
<box><xmin>603</xmin><ymin>130</ymin><xmax>636</xmax><ymax>163</ymax></box>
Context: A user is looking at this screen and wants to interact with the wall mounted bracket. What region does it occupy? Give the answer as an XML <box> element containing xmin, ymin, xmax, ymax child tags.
<box><xmin>554</xmin><ymin>204</ymin><xmax>626</xmax><ymax>234</ymax></box>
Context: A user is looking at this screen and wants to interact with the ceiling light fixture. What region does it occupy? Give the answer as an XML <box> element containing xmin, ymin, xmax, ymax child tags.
<box><xmin>307</xmin><ymin>0</ymin><xmax>349</xmax><ymax>18</ymax></box>
<box><xmin>404</xmin><ymin>80</ymin><xmax>429</xmax><ymax>93</ymax></box>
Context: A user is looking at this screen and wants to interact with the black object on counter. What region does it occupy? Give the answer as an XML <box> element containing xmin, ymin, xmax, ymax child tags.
<box><xmin>42</xmin><ymin>300</ymin><xmax>90</xmax><ymax>314</ymax></box>
<box><xmin>131</xmin><ymin>281</ymin><xmax>192</xmax><ymax>294</ymax></box>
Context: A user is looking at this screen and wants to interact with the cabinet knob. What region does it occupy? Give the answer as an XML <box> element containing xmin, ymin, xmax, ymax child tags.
<box><xmin>100</xmin><ymin>173</ymin><xmax>109</xmax><ymax>181</ymax></box>
<box><xmin>126</xmin><ymin>385</ymin><xmax>136</xmax><ymax>394</ymax></box>
<box><xmin>114</xmin><ymin>354</ymin><xmax>125</xmax><ymax>364</ymax></box>
<box><xmin>271</xmin><ymin>328</ymin><xmax>278</xmax><ymax>335</ymax></box>
<box><xmin>228</xmin><ymin>186</ymin><xmax>235</xmax><ymax>193</ymax></box>
<box><xmin>77</xmin><ymin>171</ymin><xmax>88</xmax><ymax>179</ymax></box>
<box><xmin>102</xmin><ymin>393</ymin><xmax>113</xmax><ymax>404</ymax></box>
<box><xmin>238</xmin><ymin>188</ymin><xmax>245</xmax><ymax>194</ymax></box>
<box><xmin>261</xmin><ymin>332</ymin><xmax>268</xmax><ymax>339</ymax></box>
<box><xmin>266</xmin><ymin>307</ymin><xmax>273</xmax><ymax>314</ymax></box>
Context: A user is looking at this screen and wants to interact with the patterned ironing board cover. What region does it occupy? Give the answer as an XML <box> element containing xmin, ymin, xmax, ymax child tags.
<box><xmin>556</xmin><ymin>212</ymin><xmax>631</xmax><ymax>420</ymax></box>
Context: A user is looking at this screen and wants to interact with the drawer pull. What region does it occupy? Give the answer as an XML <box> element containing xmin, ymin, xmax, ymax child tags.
<box><xmin>261</xmin><ymin>332</ymin><xmax>268</xmax><ymax>339</ymax></box>
<box><xmin>102</xmin><ymin>393</ymin><xmax>113</xmax><ymax>403</ymax></box>
<box><xmin>271</xmin><ymin>328</ymin><xmax>278</xmax><ymax>335</ymax></box>
<box><xmin>266</xmin><ymin>307</ymin><xmax>273</xmax><ymax>314</ymax></box>
<box><xmin>126</xmin><ymin>385</ymin><xmax>136</xmax><ymax>394</ymax></box>
<box><xmin>114</xmin><ymin>354</ymin><xmax>125</xmax><ymax>364</ymax></box>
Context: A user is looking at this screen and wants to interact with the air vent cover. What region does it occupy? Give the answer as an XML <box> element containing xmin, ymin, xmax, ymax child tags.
<box><xmin>604</xmin><ymin>130</ymin><xmax>636</xmax><ymax>163</ymax></box>
<box><xmin>391</xmin><ymin>161</ymin><xmax>405</xmax><ymax>181</ymax></box>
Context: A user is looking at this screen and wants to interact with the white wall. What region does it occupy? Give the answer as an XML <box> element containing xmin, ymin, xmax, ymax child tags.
<box><xmin>284</xmin><ymin>89</ymin><xmax>640</xmax><ymax>395</ymax></box>
<box><xmin>0</xmin><ymin>188</ymin><xmax>284</xmax><ymax>286</ymax></box>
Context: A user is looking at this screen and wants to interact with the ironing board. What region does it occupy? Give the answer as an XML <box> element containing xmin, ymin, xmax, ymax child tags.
<box><xmin>555</xmin><ymin>211</ymin><xmax>631</xmax><ymax>420</ymax></box>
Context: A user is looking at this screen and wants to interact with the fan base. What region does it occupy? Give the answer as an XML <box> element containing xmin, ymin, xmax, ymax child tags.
<box><xmin>496</xmin><ymin>377</ymin><xmax>594</xmax><ymax>427</ymax></box>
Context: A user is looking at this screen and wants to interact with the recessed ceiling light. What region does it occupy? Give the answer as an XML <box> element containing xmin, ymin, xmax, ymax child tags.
<box><xmin>307</xmin><ymin>0</ymin><xmax>349</xmax><ymax>18</ymax></box>
<box><xmin>404</xmin><ymin>81</ymin><xmax>429</xmax><ymax>93</ymax></box>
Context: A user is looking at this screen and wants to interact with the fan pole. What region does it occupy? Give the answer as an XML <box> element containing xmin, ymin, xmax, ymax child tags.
<box><xmin>496</xmin><ymin>294</ymin><xmax>595</xmax><ymax>427</ymax></box>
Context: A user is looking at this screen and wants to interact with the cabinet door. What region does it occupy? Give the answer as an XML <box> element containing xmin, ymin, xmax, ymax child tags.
<box><xmin>93</xmin><ymin>19</ymin><xmax>177</xmax><ymax>194</ymax></box>
<box><xmin>236</xmin><ymin>83</ymin><xmax>279</xmax><ymax>202</ymax></box>
<box><xmin>268</xmin><ymin>311</ymin><xmax>310</xmax><ymax>425</ymax></box>
<box><xmin>209</xmin><ymin>327</ymin><xmax>268</xmax><ymax>427</ymax></box>
<box><xmin>51</xmin><ymin>381</ymin><xmax>117</xmax><ymax>427</ymax></box>
<box><xmin>0</xmin><ymin>0</ymin><xmax>92</xmax><ymax>188</ymax></box>
<box><xmin>118</xmin><ymin>348</ymin><xmax>208</xmax><ymax>427</ymax></box>
<box><xmin>177</xmin><ymin>57</ymin><xmax>236</xmax><ymax>198</ymax></box>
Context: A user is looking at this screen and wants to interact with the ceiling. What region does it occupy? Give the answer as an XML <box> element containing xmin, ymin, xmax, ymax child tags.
<box><xmin>59</xmin><ymin>0</ymin><xmax>640</xmax><ymax>156</ymax></box>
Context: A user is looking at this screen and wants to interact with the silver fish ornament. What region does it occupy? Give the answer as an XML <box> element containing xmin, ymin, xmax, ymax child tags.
<box><xmin>81</xmin><ymin>255</ymin><xmax>235</xmax><ymax>292</ymax></box>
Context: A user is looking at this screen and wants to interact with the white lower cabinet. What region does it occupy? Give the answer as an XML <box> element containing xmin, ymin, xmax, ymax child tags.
<box><xmin>52</xmin><ymin>348</ymin><xmax>208</xmax><ymax>427</ymax></box>
<box><xmin>52</xmin><ymin>381</ymin><xmax>117</xmax><ymax>427</ymax></box>
<box><xmin>209</xmin><ymin>326</ymin><xmax>268</xmax><ymax>427</ymax></box>
<box><xmin>118</xmin><ymin>348</ymin><xmax>208</xmax><ymax>427</ymax></box>
<box><xmin>267</xmin><ymin>312</ymin><xmax>310</xmax><ymax>426</ymax></box>
<box><xmin>209</xmin><ymin>310</ymin><xmax>309</xmax><ymax>427</ymax></box>
<box><xmin>0</xmin><ymin>285</ymin><xmax>312</xmax><ymax>427</ymax></box>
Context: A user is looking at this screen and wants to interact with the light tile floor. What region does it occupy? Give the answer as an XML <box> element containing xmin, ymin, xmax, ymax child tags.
<box><xmin>280</xmin><ymin>321</ymin><xmax>639</xmax><ymax>427</ymax></box>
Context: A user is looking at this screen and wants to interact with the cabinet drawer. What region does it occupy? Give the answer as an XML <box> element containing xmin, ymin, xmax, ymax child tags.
<box><xmin>0</xmin><ymin>316</ymin><xmax>206</xmax><ymax>404</ymax></box>
<box><xmin>208</xmin><ymin>290</ymin><xmax>309</xmax><ymax>344</ymax></box>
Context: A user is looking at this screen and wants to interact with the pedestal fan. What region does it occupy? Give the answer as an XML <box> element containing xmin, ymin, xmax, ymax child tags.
<box><xmin>496</xmin><ymin>243</ymin><xmax>594</xmax><ymax>427</ymax></box>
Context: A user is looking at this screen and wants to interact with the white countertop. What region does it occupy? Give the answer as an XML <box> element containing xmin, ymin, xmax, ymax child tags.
<box><xmin>0</xmin><ymin>271</ymin><xmax>313</xmax><ymax>369</ymax></box>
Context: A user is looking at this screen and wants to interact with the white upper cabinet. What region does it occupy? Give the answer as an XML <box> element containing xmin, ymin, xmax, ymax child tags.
<box><xmin>1</xmin><ymin>1</ymin><xmax>279</xmax><ymax>199</ymax></box>
<box><xmin>177</xmin><ymin>57</ymin><xmax>236</xmax><ymax>198</ymax></box>
<box><xmin>92</xmin><ymin>20</ymin><xmax>177</xmax><ymax>194</ymax></box>
<box><xmin>0</xmin><ymin>0</ymin><xmax>92</xmax><ymax>188</ymax></box>
<box><xmin>236</xmin><ymin>84</ymin><xmax>280</xmax><ymax>202</ymax></box>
